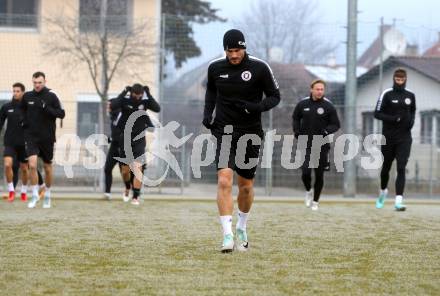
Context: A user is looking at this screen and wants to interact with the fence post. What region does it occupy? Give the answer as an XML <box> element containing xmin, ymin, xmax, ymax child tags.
<box><xmin>265</xmin><ymin>109</ymin><xmax>273</xmax><ymax>196</ymax></box>
<box><xmin>94</xmin><ymin>123</ymin><xmax>99</xmax><ymax>192</ymax></box>
<box><xmin>429</xmin><ymin>122</ymin><xmax>435</xmax><ymax>197</ymax></box>
<box><xmin>181</xmin><ymin>125</ymin><xmax>186</xmax><ymax>195</ymax></box>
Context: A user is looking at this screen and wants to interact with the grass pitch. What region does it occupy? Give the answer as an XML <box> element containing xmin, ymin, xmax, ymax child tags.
<box><xmin>1</xmin><ymin>199</ymin><xmax>439</xmax><ymax>295</ymax></box>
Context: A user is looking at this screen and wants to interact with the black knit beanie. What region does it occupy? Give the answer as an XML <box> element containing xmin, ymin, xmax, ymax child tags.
<box><xmin>223</xmin><ymin>29</ymin><xmax>246</xmax><ymax>50</ymax></box>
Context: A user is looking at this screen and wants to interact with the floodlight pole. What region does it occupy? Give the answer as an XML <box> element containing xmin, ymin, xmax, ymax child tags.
<box><xmin>379</xmin><ymin>17</ymin><xmax>384</xmax><ymax>95</ymax></box>
<box><xmin>344</xmin><ymin>0</ymin><xmax>358</xmax><ymax>197</ymax></box>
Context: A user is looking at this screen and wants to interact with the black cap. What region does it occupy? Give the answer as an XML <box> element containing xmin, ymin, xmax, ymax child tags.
<box><xmin>223</xmin><ymin>29</ymin><xmax>246</xmax><ymax>50</ymax></box>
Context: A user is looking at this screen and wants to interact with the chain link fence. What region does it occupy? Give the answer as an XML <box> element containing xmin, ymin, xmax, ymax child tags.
<box><xmin>0</xmin><ymin>10</ymin><xmax>440</xmax><ymax>197</ymax></box>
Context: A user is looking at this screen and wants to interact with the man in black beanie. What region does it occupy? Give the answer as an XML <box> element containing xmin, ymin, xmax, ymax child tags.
<box><xmin>203</xmin><ymin>29</ymin><xmax>281</xmax><ymax>253</ymax></box>
<box><xmin>374</xmin><ymin>68</ymin><xmax>416</xmax><ymax>211</ymax></box>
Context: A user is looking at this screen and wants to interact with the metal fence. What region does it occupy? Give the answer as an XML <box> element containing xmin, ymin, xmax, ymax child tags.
<box><xmin>158</xmin><ymin>14</ymin><xmax>440</xmax><ymax>197</ymax></box>
<box><xmin>0</xmin><ymin>10</ymin><xmax>440</xmax><ymax>197</ymax></box>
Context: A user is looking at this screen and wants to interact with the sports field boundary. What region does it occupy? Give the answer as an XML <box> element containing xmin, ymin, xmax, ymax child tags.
<box><xmin>20</xmin><ymin>192</ymin><xmax>440</xmax><ymax>205</ymax></box>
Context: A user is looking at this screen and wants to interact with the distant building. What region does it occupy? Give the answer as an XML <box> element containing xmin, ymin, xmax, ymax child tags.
<box><xmin>358</xmin><ymin>24</ymin><xmax>418</xmax><ymax>70</ymax></box>
<box><xmin>0</xmin><ymin>0</ymin><xmax>160</xmax><ymax>140</ymax></box>
<box><xmin>0</xmin><ymin>0</ymin><xmax>160</xmax><ymax>183</ymax></box>
<box><xmin>423</xmin><ymin>33</ymin><xmax>440</xmax><ymax>57</ymax></box>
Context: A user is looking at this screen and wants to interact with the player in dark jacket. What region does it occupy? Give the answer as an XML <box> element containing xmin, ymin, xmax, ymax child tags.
<box><xmin>203</xmin><ymin>29</ymin><xmax>280</xmax><ymax>253</ymax></box>
<box><xmin>109</xmin><ymin>83</ymin><xmax>160</xmax><ymax>205</ymax></box>
<box><xmin>103</xmin><ymin>101</ymin><xmax>151</xmax><ymax>201</ymax></box>
<box><xmin>292</xmin><ymin>79</ymin><xmax>340</xmax><ymax>211</ymax></box>
<box><xmin>374</xmin><ymin>68</ymin><xmax>416</xmax><ymax>211</ymax></box>
<box><xmin>0</xmin><ymin>83</ymin><xmax>29</xmax><ymax>202</ymax></box>
<box><xmin>23</xmin><ymin>72</ymin><xmax>65</xmax><ymax>209</ymax></box>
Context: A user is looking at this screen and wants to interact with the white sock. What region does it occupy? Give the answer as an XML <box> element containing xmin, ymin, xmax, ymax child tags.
<box><xmin>40</xmin><ymin>183</ymin><xmax>46</xmax><ymax>190</ymax></box>
<box><xmin>237</xmin><ymin>210</ymin><xmax>250</xmax><ymax>230</ymax></box>
<box><xmin>45</xmin><ymin>187</ymin><xmax>51</xmax><ymax>198</ymax></box>
<box><xmin>395</xmin><ymin>195</ymin><xmax>403</xmax><ymax>204</ymax></box>
<box><xmin>7</xmin><ymin>182</ymin><xmax>14</xmax><ymax>192</ymax></box>
<box><xmin>21</xmin><ymin>185</ymin><xmax>27</xmax><ymax>194</ymax></box>
<box><xmin>32</xmin><ymin>185</ymin><xmax>39</xmax><ymax>197</ymax></box>
<box><xmin>220</xmin><ymin>215</ymin><xmax>233</xmax><ymax>236</ymax></box>
<box><xmin>380</xmin><ymin>188</ymin><xmax>388</xmax><ymax>195</ymax></box>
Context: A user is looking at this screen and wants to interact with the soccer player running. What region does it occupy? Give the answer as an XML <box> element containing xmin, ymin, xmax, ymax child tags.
<box><xmin>104</xmin><ymin>98</ymin><xmax>152</xmax><ymax>201</ymax></box>
<box><xmin>0</xmin><ymin>83</ymin><xmax>29</xmax><ymax>202</ymax></box>
<box><xmin>109</xmin><ymin>84</ymin><xmax>160</xmax><ymax>205</ymax></box>
<box><xmin>23</xmin><ymin>72</ymin><xmax>65</xmax><ymax>209</ymax></box>
<box><xmin>203</xmin><ymin>29</ymin><xmax>281</xmax><ymax>252</ymax></box>
<box><xmin>374</xmin><ymin>68</ymin><xmax>415</xmax><ymax>211</ymax></box>
<box><xmin>292</xmin><ymin>80</ymin><xmax>340</xmax><ymax>211</ymax></box>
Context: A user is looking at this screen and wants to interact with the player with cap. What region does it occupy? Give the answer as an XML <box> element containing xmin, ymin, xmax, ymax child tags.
<box><xmin>203</xmin><ymin>29</ymin><xmax>281</xmax><ymax>252</ymax></box>
<box><xmin>374</xmin><ymin>68</ymin><xmax>416</xmax><ymax>211</ymax></box>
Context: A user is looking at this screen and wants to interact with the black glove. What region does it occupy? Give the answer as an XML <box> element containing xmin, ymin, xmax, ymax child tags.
<box><xmin>143</xmin><ymin>85</ymin><xmax>150</xmax><ymax>94</ymax></box>
<box><xmin>409</xmin><ymin>117</ymin><xmax>415</xmax><ymax>130</ymax></box>
<box><xmin>399</xmin><ymin>114</ymin><xmax>414</xmax><ymax>130</ymax></box>
<box><xmin>202</xmin><ymin>116</ymin><xmax>213</xmax><ymax>129</ymax></box>
<box><xmin>35</xmin><ymin>99</ymin><xmax>46</xmax><ymax>109</ymax></box>
<box><xmin>124</xmin><ymin>86</ymin><xmax>132</xmax><ymax>93</ymax></box>
<box><xmin>237</xmin><ymin>100</ymin><xmax>262</xmax><ymax>114</ymax></box>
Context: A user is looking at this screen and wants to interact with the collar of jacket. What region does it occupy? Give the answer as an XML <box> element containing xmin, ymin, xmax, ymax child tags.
<box><xmin>11</xmin><ymin>98</ymin><xmax>21</xmax><ymax>105</ymax></box>
<box><xmin>392</xmin><ymin>82</ymin><xmax>406</xmax><ymax>92</ymax></box>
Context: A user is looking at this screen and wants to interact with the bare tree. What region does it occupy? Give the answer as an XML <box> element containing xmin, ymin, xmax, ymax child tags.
<box><xmin>235</xmin><ymin>0</ymin><xmax>337</xmax><ymax>64</ymax></box>
<box><xmin>43</xmin><ymin>2</ymin><xmax>157</xmax><ymax>135</ymax></box>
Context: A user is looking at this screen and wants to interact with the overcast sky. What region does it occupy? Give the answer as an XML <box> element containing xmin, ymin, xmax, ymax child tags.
<box><xmin>209</xmin><ymin>0</ymin><xmax>440</xmax><ymax>27</ymax></box>
<box><xmin>171</xmin><ymin>0</ymin><xmax>440</xmax><ymax>77</ymax></box>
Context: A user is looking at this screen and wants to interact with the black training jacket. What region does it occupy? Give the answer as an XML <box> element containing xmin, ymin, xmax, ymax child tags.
<box><xmin>21</xmin><ymin>87</ymin><xmax>65</xmax><ymax>143</ymax></box>
<box><xmin>0</xmin><ymin>99</ymin><xmax>25</xmax><ymax>146</ymax></box>
<box><xmin>204</xmin><ymin>53</ymin><xmax>281</xmax><ymax>132</ymax></box>
<box><xmin>374</xmin><ymin>86</ymin><xmax>416</xmax><ymax>143</ymax></box>
<box><xmin>292</xmin><ymin>96</ymin><xmax>340</xmax><ymax>147</ymax></box>
<box><xmin>110</xmin><ymin>90</ymin><xmax>160</xmax><ymax>142</ymax></box>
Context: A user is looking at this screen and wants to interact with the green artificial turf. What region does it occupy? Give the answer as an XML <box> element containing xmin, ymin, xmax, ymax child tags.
<box><xmin>1</xmin><ymin>199</ymin><xmax>439</xmax><ymax>295</ymax></box>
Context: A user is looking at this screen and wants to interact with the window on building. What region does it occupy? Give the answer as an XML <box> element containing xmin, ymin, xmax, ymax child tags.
<box><xmin>436</xmin><ymin>114</ymin><xmax>440</xmax><ymax>147</ymax></box>
<box><xmin>79</xmin><ymin>0</ymin><xmax>132</xmax><ymax>33</ymax></box>
<box><xmin>77</xmin><ymin>101</ymin><xmax>100</xmax><ymax>138</ymax></box>
<box><xmin>0</xmin><ymin>0</ymin><xmax>38</xmax><ymax>28</ymax></box>
<box><xmin>420</xmin><ymin>110</ymin><xmax>440</xmax><ymax>146</ymax></box>
<box><xmin>0</xmin><ymin>91</ymin><xmax>11</xmax><ymax>103</ymax></box>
